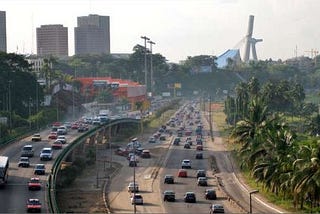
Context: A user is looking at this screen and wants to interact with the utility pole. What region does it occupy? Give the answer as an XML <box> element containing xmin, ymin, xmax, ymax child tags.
<box><xmin>141</xmin><ymin>36</ymin><xmax>150</xmax><ymax>93</ymax></box>
<box><xmin>148</xmin><ymin>40</ymin><xmax>155</xmax><ymax>96</ymax></box>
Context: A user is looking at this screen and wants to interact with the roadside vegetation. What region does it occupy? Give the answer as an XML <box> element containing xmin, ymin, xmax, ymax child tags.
<box><xmin>220</xmin><ymin>77</ymin><xmax>320</xmax><ymax>213</ymax></box>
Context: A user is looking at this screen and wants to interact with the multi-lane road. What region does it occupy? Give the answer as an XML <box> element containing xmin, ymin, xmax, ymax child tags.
<box><xmin>0</xmin><ymin>127</ymin><xmax>81</xmax><ymax>213</ymax></box>
<box><xmin>0</xmin><ymin>100</ymin><xmax>287</xmax><ymax>213</ymax></box>
<box><xmin>108</xmin><ymin>101</ymin><xmax>286</xmax><ymax>214</ymax></box>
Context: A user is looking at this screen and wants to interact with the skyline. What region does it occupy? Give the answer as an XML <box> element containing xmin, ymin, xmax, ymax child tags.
<box><xmin>1</xmin><ymin>0</ymin><xmax>320</xmax><ymax>62</ymax></box>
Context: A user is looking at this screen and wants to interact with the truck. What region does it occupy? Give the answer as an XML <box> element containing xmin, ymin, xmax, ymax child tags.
<box><xmin>99</xmin><ymin>109</ymin><xmax>110</xmax><ymax>124</ymax></box>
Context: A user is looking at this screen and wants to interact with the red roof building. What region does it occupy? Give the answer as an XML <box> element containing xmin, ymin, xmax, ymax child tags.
<box><xmin>76</xmin><ymin>77</ymin><xmax>146</xmax><ymax>103</ymax></box>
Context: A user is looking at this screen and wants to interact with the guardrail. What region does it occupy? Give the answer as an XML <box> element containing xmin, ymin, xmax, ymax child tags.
<box><xmin>47</xmin><ymin>118</ymin><xmax>140</xmax><ymax>213</ymax></box>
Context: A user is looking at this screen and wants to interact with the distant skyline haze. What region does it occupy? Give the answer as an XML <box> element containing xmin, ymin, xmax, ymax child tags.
<box><xmin>1</xmin><ymin>0</ymin><xmax>320</xmax><ymax>62</ymax></box>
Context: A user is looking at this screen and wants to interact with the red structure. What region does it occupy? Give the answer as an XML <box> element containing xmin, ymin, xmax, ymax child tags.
<box><xmin>76</xmin><ymin>77</ymin><xmax>146</xmax><ymax>103</ymax></box>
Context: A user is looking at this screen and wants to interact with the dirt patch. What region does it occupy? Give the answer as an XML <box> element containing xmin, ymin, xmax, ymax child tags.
<box><xmin>56</xmin><ymin>162</ymin><xmax>122</xmax><ymax>213</ymax></box>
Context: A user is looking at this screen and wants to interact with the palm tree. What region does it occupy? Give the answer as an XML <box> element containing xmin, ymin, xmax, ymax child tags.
<box><xmin>231</xmin><ymin>97</ymin><xmax>269</xmax><ymax>168</ymax></box>
<box><xmin>292</xmin><ymin>144</ymin><xmax>320</xmax><ymax>209</ymax></box>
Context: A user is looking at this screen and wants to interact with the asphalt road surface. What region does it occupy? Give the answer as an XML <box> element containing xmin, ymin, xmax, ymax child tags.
<box><xmin>108</xmin><ymin>101</ymin><xmax>287</xmax><ymax>214</ymax></box>
<box><xmin>0</xmin><ymin>127</ymin><xmax>83</xmax><ymax>213</ymax></box>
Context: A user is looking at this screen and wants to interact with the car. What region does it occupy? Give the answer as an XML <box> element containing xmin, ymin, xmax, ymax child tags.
<box><xmin>196</xmin><ymin>169</ymin><xmax>206</xmax><ymax>178</ymax></box>
<box><xmin>28</xmin><ymin>177</ymin><xmax>41</xmax><ymax>190</ymax></box>
<box><xmin>196</xmin><ymin>138</ymin><xmax>203</xmax><ymax>145</ymax></box>
<box><xmin>21</xmin><ymin>145</ymin><xmax>34</xmax><ymax>157</ymax></box>
<box><xmin>184</xmin><ymin>143</ymin><xmax>191</xmax><ymax>149</ymax></box>
<box><xmin>196</xmin><ymin>145</ymin><xmax>203</xmax><ymax>150</ymax></box>
<box><xmin>78</xmin><ymin>125</ymin><xmax>89</xmax><ymax>132</ymax></box>
<box><xmin>141</xmin><ymin>150</ymin><xmax>151</xmax><ymax>158</ymax></box>
<box><xmin>129</xmin><ymin>160</ymin><xmax>137</xmax><ymax>167</ymax></box>
<box><xmin>40</xmin><ymin>147</ymin><xmax>53</xmax><ymax>161</ymax></box>
<box><xmin>71</xmin><ymin>122</ymin><xmax>80</xmax><ymax>129</ymax></box>
<box><xmin>52</xmin><ymin>140</ymin><xmax>63</xmax><ymax>150</ymax></box>
<box><xmin>181</xmin><ymin>159</ymin><xmax>192</xmax><ymax>169</ymax></box>
<box><xmin>26</xmin><ymin>198</ymin><xmax>42</xmax><ymax>213</ymax></box>
<box><xmin>131</xmin><ymin>194</ymin><xmax>143</xmax><ymax>205</ymax></box>
<box><xmin>127</xmin><ymin>153</ymin><xmax>138</xmax><ymax>162</ymax></box>
<box><xmin>128</xmin><ymin>182</ymin><xmax>139</xmax><ymax>192</ymax></box>
<box><xmin>159</xmin><ymin>135</ymin><xmax>166</xmax><ymax>141</ymax></box>
<box><xmin>178</xmin><ymin>169</ymin><xmax>188</xmax><ymax>177</ymax></box>
<box><xmin>115</xmin><ymin>148</ymin><xmax>129</xmax><ymax>156</ymax></box>
<box><xmin>163</xmin><ymin>190</ymin><xmax>175</xmax><ymax>202</ymax></box>
<box><xmin>164</xmin><ymin>174</ymin><xmax>174</xmax><ymax>184</ymax></box>
<box><xmin>136</xmin><ymin>147</ymin><xmax>144</xmax><ymax>156</ymax></box>
<box><xmin>205</xmin><ymin>189</ymin><xmax>217</xmax><ymax>200</ymax></box>
<box><xmin>31</xmin><ymin>133</ymin><xmax>42</xmax><ymax>142</ymax></box>
<box><xmin>34</xmin><ymin>164</ymin><xmax>45</xmax><ymax>175</ymax></box>
<box><xmin>209</xmin><ymin>204</ymin><xmax>225</xmax><ymax>213</ymax></box>
<box><xmin>197</xmin><ymin>177</ymin><xmax>208</xmax><ymax>186</ymax></box>
<box><xmin>57</xmin><ymin>135</ymin><xmax>67</xmax><ymax>144</ymax></box>
<box><xmin>196</xmin><ymin>152</ymin><xmax>203</xmax><ymax>159</ymax></box>
<box><xmin>18</xmin><ymin>157</ymin><xmax>30</xmax><ymax>167</ymax></box>
<box><xmin>57</xmin><ymin>127</ymin><xmax>67</xmax><ymax>135</ymax></box>
<box><xmin>173</xmin><ymin>138</ymin><xmax>180</xmax><ymax>145</ymax></box>
<box><xmin>184</xmin><ymin>192</ymin><xmax>196</xmax><ymax>203</ymax></box>
<box><xmin>148</xmin><ymin>137</ymin><xmax>156</xmax><ymax>143</ymax></box>
<box><xmin>48</xmin><ymin>131</ymin><xmax>57</xmax><ymax>140</ymax></box>
<box><xmin>185</xmin><ymin>130</ymin><xmax>192</xmax><ymax>136</ymax></box>
<box><xmin>64</xmin><ymin>122</ymin><xmax>72</xmax><ymax>129</ymax></box>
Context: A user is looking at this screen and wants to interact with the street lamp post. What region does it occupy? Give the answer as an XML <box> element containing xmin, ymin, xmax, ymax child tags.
<box><xmin>249</xmin><ymin>190</ymin><xmax>259</xmax><ymax>213</ymax></box>
<box><xmin>141</xmin><ymin>36</ymin><xmax>150</xmax><ymax>92</ymax></box>
<box><xmin>8</xmin><ymin>80</ymin><xmax>12</xmax><ymax>131</ymax></box>
<box><xmin>72</xmin><ymin>67</ymin><xmax>76</xmax><ymax>120</ymax></box>
<box><xmin>148</xmin><ymin>40</ymin><xmax>155</xmax><ymax>96</ymax></box>
<box><xmin>36</xmin><ymin>82</ymin><xmax>39</xmax><ymax>130</ymax></box>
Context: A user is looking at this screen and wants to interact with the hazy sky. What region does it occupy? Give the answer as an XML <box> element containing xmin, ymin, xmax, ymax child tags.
<box><xmin>2</xmin><ymin>0</ymin><xmax>320</xmax><ymax>62</ymax></box>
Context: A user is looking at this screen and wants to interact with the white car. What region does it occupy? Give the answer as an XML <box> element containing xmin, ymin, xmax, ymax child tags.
<box><xmin>131</xmin><ymin>194</ymin><xmax>143</xmax><ymax>205</ymax></box>
<box><xmin>40</xmin><ymin>148</ymin><xmax>53</xmax><ymax>161</ymax></box>
<box><xmin>57</xmin><ymin>135</ymin><xmax>67</xmax><ymax>144</ymax></box>
<box><xmin>128</xmin><ymin>182</ymin><xmax>139</xmax><ymax>192</ymax></box>
<box><xmin>181</xmin><ymin>159</ymin><xmax>192</xmax><ymax>169</ymax></box>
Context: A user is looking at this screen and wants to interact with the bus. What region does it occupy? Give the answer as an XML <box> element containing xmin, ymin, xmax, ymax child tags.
<box><xmin>0</xmin><ymin>156</ymin><xmax>9</xmax><ymax>185</ymax></box>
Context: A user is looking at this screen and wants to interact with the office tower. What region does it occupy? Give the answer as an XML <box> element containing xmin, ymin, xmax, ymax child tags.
<box><xmin>74</xmin><ymin>14</ymin><xmax>110</xmax><ymax>55</ymax></box>
<box><xmin>36</xmin><ymin>24</ymin><xmax>68</xmax><ymax>57</ymax></box>
<box><xmin>0</xmin><ymin>11</ymin><xmax>7</xmax><ymax>52</ymax></box>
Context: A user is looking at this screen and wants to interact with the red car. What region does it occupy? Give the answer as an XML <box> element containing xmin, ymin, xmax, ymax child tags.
<box><xmin>196</xmin><ymin>145</ymin><xmax>203</xmax><ymax>151</ymax></box>
<box><xmin>48</xmin><ymin>132</ymin><xmax>57</xmax><ymax>140</ymax></box>
<box><xmin>52</xmin><ymin>140</ymin><xmax>63</xmax><ymax>150</ymax></box>
<box><xmin>71</xmin><ymin>123</ymin><xmax>79</xmax><ymax>129</ymax></box>
<box><xmin>26</xmin><ymin>198</ymin><xmax>41</xmax><ymax>212</ymax></box>
<box><xmin>28</xmin><ymin>177</ymin><xmax>41</xmax><ymax>190</ymax></box>
<box><xmin>178</xmin><ymin>169</ymin><xmax>188</xmax><ymax>177</ymax></box>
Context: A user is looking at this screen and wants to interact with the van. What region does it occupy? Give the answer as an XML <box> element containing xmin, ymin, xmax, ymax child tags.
<box><xmin>21</xmin><ymin>145</ymin><xmax>34</xmax><ymax>157</ymax></box>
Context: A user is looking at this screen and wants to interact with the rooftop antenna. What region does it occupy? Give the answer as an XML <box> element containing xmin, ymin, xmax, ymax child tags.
<box><xmin>243</xmin><ymin>15</ymin><xmax>263</xmax><ymax>63</ymax></box>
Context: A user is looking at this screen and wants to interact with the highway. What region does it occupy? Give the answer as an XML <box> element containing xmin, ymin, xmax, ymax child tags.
<box><xmin>108</xmin><ymin>101</ymin><xmax>286</xmax><ymax>214</ymax></box>
<box><xmin>0</xmin><ymin>127</ymin><xmax>82</xmax><ymax>213</ymax></box>
<box><xmin>0</xmin><ymin>99</ymin><xmax>287</xmax><ymax>213</ymax></box>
